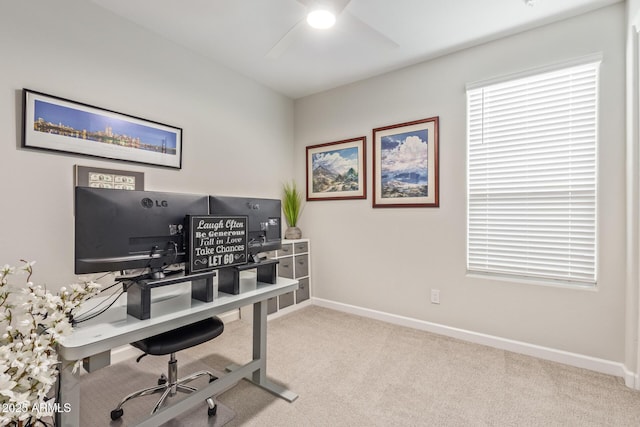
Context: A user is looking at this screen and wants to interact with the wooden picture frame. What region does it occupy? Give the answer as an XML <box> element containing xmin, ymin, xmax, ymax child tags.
<box><xmin>306</xmin><ymin>136</ymin><xmax>366</xmax><ymax>201</ymax></box>
<box><xmin>372</xmin><ymin>117</ymin><xmax>439</xmax><ymax>208</ymax></box>
<box><xmin>23</xmin><ymin>89</ymin><xmax>182</xmax><ymax>169</ymax></box>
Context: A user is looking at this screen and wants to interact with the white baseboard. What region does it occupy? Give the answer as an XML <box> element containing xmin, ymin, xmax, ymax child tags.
<box><xmin>623</xmin><ymin>367</ymin><xmax>639</xmax><ymax>389</ymax></box>
<box><xmin>311</xmin><ymin>297</ymin><xmax>636</xmax><ymax>386</ymax></box>
<box><xmin>106</xmin><ymin>295</ymin><xmax>637</xmax><ymax>389</ymax></box>
<box><xmin>267</xmin><ymin>298</ymin><xmax>313</xmax><ymax>320</ymax></box>
<box><xmin>110</xmin><ymin>344</ymin><xmax>142</xmax><ymax>365</ymax></box>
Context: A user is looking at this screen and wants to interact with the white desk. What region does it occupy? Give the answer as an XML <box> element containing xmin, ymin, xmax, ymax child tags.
<box><xmin>56</xmin><ymin>278</ymin><xmax>299</xmax><ymax>427</ymax></box>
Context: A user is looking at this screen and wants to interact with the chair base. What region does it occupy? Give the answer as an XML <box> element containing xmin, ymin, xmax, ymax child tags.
<box><xmin>110</xmin><ymin>353</ymin><xmax>218</xmax><ymax>421</ymax></box>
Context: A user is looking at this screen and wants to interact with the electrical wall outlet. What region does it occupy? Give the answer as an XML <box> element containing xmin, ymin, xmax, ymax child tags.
<box><xmin>430</xmin><ymin>289</ymin><xmax>440</xmax><ymax>304</ymax></box>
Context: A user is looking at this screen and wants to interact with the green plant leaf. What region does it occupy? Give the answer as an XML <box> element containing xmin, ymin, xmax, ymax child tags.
<box><xmin>282</xmin><ymin>181</ymin><xmax>302</xmax><ymax>227</ymax></box>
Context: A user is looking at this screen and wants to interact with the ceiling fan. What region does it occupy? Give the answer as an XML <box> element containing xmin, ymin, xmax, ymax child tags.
<box><xmin>266</xmin><ymin>0</ymin><xmax>398</xmax><ymax>59</ymax></box>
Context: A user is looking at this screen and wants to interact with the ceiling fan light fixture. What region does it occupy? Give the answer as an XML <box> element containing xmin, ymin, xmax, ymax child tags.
<box><xmin>306</xmin><ymin>9</ymin><xmax>336</xmax><ymax>29</ymax></box>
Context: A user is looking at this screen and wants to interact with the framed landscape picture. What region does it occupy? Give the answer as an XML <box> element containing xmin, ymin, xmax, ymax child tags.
<box><xmin>306</xmin><ymin>136</ymin><xmax>366</xmax><ymax>201</ymax></box>
<box><xmin>22</xmin><ymin>89</ymin><xmax>182</xmax><ymax>169</ymax></box>
<box><xmin>372</xmin><ymin>116</ymin><xmax>439</xmax><ymax>208</ymax></box>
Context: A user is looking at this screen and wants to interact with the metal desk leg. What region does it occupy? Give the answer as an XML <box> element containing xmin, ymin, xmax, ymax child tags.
<box><xmin>56</xmin><ymin>359</ymin><xmax>80</xmax><ymax>427</ymax></box>
<box><xmin>227</xmin><ymin>300</ymin><xmax>298</xmax><ymax>402</ymax></box>
<box><xmin>250</xmin><ymin>300</ymin><xmax>298</xmax><ymax>401</ymax></box>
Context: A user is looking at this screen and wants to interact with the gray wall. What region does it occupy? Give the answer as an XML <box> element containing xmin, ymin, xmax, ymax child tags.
<box><xmin>0</xmin><ymin>0</ymin><xmax>630</xmax><ymax>370</ymax></box>
<box><xmin>294</xmin><ymin>4</ymin><xmax>626</xmax><ymax>362</ymax></box>
<box><xmin>0</xmin><ymin>0</ymin><xmax>294</xmax><ymax>286</ymax></box>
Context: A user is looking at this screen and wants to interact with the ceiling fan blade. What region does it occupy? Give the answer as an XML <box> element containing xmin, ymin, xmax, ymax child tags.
<box><xmin>268</xmin><ymin>0</ymin><xmax>354</xmax><ymax>59</ymax></box>
<box><xmin>266</xmin><ymin>18</ymin><xmax>307</xmax><ymax>59</ymax></box>
<box><xmin>341</xmin><ymin>10</ymin><xmax>399</xmax><ymax>48</ymax></box>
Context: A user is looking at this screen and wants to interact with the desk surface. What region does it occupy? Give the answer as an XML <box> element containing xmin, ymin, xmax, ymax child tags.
<box><xmin>59</xmin><ymin>278</ymin><xmax>299</xmax><ymax>361</ymax></box>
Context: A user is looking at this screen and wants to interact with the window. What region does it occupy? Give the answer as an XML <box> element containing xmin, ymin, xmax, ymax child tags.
<box><xmin>467</xmin><ymin>58</ymin><xmax>600</xmax><ymax>285</ymax></box>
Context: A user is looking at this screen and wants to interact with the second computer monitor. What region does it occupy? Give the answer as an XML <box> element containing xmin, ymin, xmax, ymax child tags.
<box><xmin>208</xmin><ymin>195</ymin><xmax>282</xmax><ymax>261</ymax></box>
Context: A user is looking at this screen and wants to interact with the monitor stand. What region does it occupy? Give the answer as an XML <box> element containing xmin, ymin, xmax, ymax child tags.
<box><xmin>218</xmin><ymin>259</ymin><xmax>279</xmax><ymax>295</ymax></box>
<box><xmin>124</xmin><ymin>270</ymin><xmax>216</xmax><ymax>320</ymax></box>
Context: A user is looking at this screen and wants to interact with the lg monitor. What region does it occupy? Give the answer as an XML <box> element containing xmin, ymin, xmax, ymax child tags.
<box><xmin>74</xmin><ymin>187</ymin><xmax>209</xmax><ymax>278</ymax></box>
<box><xmin>208</xmin><ymin>195</ymin><xmax>282</xmax><ymax>262</ymax></box>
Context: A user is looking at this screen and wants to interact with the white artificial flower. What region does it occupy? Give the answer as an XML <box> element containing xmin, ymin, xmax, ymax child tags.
<box><xmin>1</xmin><ymin>264</ymin><xmax>15</xmax><ymax>275</ymax></box>
<box><xmin>46</xmin><ymin>294</ymin><xmax>62</xmax><ymax>309</ymax></box>
<box><xmin>49</xmin><ymin>320</ymin><xmax>72</xmax><ymax>340</ymax></box>
<box><xmin>70</xmin><ymin>283</ymin><xmax>84</xmax><ymax>293</ymax></box>
<box><xmin>10</xmin><ymin>390</ymin><xmax>31</xmax><ymax>403</ymax></box>
<box><xmin>0</xmin><ymin>261</ymin><xmax>99</xmax><ymax>424</ymax></box>
<box><xmin>0</xmin><ymin>372</ymin><xmax>17</xmax><ymax>398</ymax></box>
<box><xmin>10</xmin><ymin>350</ymin><xmax>32</xmax><ymax>376</ymax></box>
<box><xmin>0</xmin><ymin>347</ymin><xmax>11</xmax><ymax>363</ymax></box>
<box><xmin>19</xmin><ymin>260</ymin><xmax>36</xmax><ymax>271</ymax></box>
<box><xmin>18</xmin><ymin>317</ymin><xmax>34</xmax><ymax>330</ymax></box>
<box><xmin>72</xmin><ymin>359</ymin><xmax>84</xmax><ymax>374</ymax></box>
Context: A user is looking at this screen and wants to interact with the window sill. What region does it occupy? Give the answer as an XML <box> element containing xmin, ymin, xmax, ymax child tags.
<box><xmin>465</xmin><ymin>271</ymin><xmax>598</xmax><ymax>291</ymax></box>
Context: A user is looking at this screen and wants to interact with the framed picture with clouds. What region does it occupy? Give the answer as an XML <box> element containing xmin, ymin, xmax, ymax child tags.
<box><xmin>372</xmin><ymin>117</ymin><xmax>439</xmax><ymax>208</ymax></box>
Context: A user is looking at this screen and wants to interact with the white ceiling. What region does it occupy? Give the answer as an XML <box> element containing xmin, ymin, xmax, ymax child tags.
<box><xmin>90</xmin><ymin>0</ymin><xmax>621</xmax><ymax>99</ymax></box>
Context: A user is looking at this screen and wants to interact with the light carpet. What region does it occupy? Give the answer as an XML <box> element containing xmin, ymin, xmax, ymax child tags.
<box><xmin>81</xmin><ymin>305</ymin><xmax>640</xmax><ymax>426</ymax></box>
<box><xmin>79</xmin><ymin>352</ymin><xmax>235</xmax><ymax>426</ymax></box>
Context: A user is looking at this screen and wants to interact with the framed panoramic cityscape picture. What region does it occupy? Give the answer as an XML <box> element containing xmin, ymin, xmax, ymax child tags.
<box><xmin>306</xmin><ymin>136</ymin><xmax>366</xmax><ymax>201</ymax></box>
<box><xmin>372</xmin><ymin>116</ymin><xmax>439</xmax><ymax>208</ymax></box>
<box><xmin>22</xmin><ymin>89</ymin><xmax>182</xmax><ymax>169</ymax></box>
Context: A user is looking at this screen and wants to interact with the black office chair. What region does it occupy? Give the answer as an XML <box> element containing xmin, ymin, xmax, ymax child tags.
<box><xmin>110</xmin><ymin>316</ymin><xmax>225</xmax><ymax>421</ymax></box>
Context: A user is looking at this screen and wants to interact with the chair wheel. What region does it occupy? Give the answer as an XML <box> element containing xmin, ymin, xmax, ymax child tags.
<box><xmin>110</xmin><ymin>408</ymin><xmax>124</xmax><ymax>420</ymax></box>
<box><xmin>208</xmin><ymin>404</ymin><xmax>217</xmax><ymax>416</ymax></box>
<box><xmin>158</xmin><ymin>374</ymin><xmax>167</xmax><ymax>385</ymax></box>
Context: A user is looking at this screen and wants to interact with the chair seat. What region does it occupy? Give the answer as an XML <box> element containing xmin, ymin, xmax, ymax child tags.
<box><xmin>132</xmin><ymin>317</ymin><xmax>224</xmax><ymax>355</ymax></box>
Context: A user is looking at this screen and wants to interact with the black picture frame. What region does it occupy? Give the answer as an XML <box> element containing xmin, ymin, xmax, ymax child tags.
<box><xmin>22</xmin><ymin>89</ymin><xmax>182</xmax><ymax>169</ymax></box>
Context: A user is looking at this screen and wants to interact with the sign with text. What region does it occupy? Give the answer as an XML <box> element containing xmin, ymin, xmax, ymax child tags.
<box><xmin>187</xmin><ymin>215</ymin><xmax>248</xmax><ymax>273</ymax></box>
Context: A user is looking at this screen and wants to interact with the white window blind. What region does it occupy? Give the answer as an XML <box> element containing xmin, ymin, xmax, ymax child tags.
<box><xmin>467</xmin><ymin>60</ymin><xmax>599</xmax><ymax>285</ymax></box>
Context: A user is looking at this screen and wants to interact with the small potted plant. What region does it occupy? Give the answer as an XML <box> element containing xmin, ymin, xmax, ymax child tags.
<box><xmin>282</xmin><ymin>181</ymin><xmax>302</xmax><ymax>240</ymax></box>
